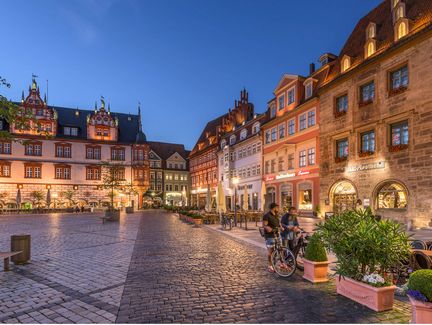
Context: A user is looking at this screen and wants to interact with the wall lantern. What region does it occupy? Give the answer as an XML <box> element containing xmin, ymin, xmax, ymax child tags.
<box><xmin>73</xmin><ymin>185</ymin><xmax>78</xmax><ymax>190</ymax></box>
<box><xmin>17</xmin><ymin>184</ymin><xmax>23</xmax><ymax>189</ymax></box>
<box><xmin>46</xmin><ymin>184</ymin><xmax>51</xmax><ymax>189</ymax></box>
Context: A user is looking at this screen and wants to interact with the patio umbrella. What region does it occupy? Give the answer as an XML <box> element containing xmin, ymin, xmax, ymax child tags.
<box><xmin>205</xmin><ymin>186</ymin><xmax>211</xmax><ymax>212</ymax></box>
<box><xmin>217</xmin><ymin>182</ymin><xmax>226</xmax><ymax>214</ymax></box>
<box><xmin>46</xmin><ymin>189</ymin><xmax>51</xmax><ymax>209</ymax></box>
<box><xmin>16</xmin><ymin>189</ymin><xmax>21</xmax><ymax>210</ymax></box>
<box><xmin>260</xmin><ymin>181</ymin><xmax>266</xmax><ymax>211</ymax></box>
<box><xmin>243</xmin><ymin>186</ymin><xmax>249</xmax><ymax>211</ymax></box>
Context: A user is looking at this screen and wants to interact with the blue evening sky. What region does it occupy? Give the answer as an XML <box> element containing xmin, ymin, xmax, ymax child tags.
<box><xmin>1</xmin><ymin>0</ymin><xmax>381</xmax><ymax>149</ymax></box>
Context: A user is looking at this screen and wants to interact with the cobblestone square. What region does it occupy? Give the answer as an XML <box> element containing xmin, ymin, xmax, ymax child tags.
<box><xmin>0</xmin><ymin>211</ymin><xmax>411</xmax><ymax>323</ymax></box>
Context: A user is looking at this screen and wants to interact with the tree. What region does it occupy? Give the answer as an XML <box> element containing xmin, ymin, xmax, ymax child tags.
<box><xmin>0</xmin><ymin>192</ymin><xmax>8</xmax><ymax>209</ymax></box>
<box><xmin>123</xmin><ymin>182</ymin><xmax>138</xmax><ymax>207</ymax></box>
<box><xmin>60</xmin><ymin>190</ymin><xmax>76</xmax><ymax>207</ymax></box>
<box><xmin>29</xmin><ymin>190</ymin><xmax>44</xmax><ymax>208</ymax></box>
<box><xmin>101</xmin><ymin>161</ymin><xmax>127</xmax><ymax>210</ymax></box>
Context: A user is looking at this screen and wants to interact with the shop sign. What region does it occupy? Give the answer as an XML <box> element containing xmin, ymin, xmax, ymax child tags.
<box><xmin>297</xmin><ymin>170</ymin><xmax>310</xmax><ymax>176</ymax></box>
<box><xmin>363</xmin><ymin>198</ymin><xmax>370</xmax><ymax>207</ymax></box>
<box><xmin>346</xmin><ymin>161</ymin><xmax>385</xmax><ymax>173</ymax></box>
<box><xmin>276</xmin><ymin>172</ymin><xmax>295</xmax><ymax>180</ymax></box>
<box><xmin>265</xmin><ymin>175</ymin><xmax>275</xmax><ymax>182</ymax></box>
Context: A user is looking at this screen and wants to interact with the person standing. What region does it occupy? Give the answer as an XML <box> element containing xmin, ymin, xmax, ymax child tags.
<box><xmin>280</xmin><ymin>206</ymin><xmax>300</xmax><ymax>251</ymax></box>
<box><xmin>262</xmin><ymin>203</ymin><xmax>281</xmax><ymax>273</ymax></box>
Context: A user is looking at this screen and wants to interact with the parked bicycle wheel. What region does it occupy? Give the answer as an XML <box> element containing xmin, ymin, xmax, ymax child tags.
<box><xmin>271</xmin><ymin>248</ymin><xmax>296</xmax><ymax>278</ymax></box>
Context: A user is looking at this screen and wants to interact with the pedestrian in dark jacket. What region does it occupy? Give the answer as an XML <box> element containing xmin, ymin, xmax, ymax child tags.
<box><xmin>280</xmin><ymin>207</ymin><xmax>300</xmax><ymax>251</ymax></box>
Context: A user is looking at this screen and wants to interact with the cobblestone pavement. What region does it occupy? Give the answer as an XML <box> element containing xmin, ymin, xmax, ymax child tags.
<box><xmin>0</xmin><ymin>211</ymin><xmax>412</xmax><ymax>323</ymax></box>
<box><xmin>0</xmin><ymin>212</ymin><xmax>140</xmax><ymax>323</ymax></box>
<box><xmin>117</xmin><ymin>211</ymin><xmax>411</xmax><ymax>323</ymax></box>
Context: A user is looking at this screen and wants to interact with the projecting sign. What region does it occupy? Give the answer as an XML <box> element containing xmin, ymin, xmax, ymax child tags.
<box><xmin>345</xmin><ymin>161</ymin><xmax>385</xmax><ymax>173</ymax></box>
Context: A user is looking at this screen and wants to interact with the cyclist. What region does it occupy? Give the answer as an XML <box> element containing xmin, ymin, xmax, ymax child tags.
<box><xmin>262</xmin><ymin>202</ymin><xmax>281</xmax><ymax>273</ymax></box>
<box><xmin>280</xmin><ymin>206</ymin><xmax>300</xmax><ymax>251</ymax></box>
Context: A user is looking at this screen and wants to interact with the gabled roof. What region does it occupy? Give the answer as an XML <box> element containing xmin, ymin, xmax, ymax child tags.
<box><xmin>274</xmin><ymin>74</ymin><xmax>301</xmax><ymax>93</ymax></box>
<box><xmin>147</xmin><ymin>141</ymin><xmax>188</xmax><ymax>161</ymax></box>
<box><xmin>190</xmin><ymin>113</ymin><xmax>227</xmax><ymax>156</ymax></box>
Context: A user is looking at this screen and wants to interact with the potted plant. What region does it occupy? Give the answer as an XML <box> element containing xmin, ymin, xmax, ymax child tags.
<box><xmin>317</xmin><ymin>208</ymin><xmax>410</xmax><ymax>312</ymax></box>
<box><xmin>407</xmin><ymin>270</ymin><xmax>432</xmax><ymax>323</ymax></box>
<box><xmin>192</xmin><ymin>214</ymin><xmax>203</xmax><ymax>227</ymax></box>
<box><xmin>302</xmin><ymin>233</ymin><xmax>329</xmax><ymax>283</ymax></box>
<box><xmin>100</xmin><ymin>161</ymin><xmax>127</xmax><ymax>221</ymax></box>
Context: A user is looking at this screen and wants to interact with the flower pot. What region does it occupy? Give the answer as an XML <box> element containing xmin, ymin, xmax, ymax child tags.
<box><xmin>335</xmin><ymin>276</ymin><xmax>395</xmax><ymax>312</ymax></box>
<box><xmin>125</xmin><ymin>207</ymin><xmax>134</xmax><ymax>214</ymax></box>
<box><xmin>105</xmin><ymin>209</ymin><xmax>120</xmax><ymax>221</ymax></box>
<box><xmin>193</xmin><ymin>218</ymin><xmax>202</xmax><ymax>226</ymax></box>
<box><xmin>302</xmin><ymin>259</ymin><xmax>329</xmax><ymax>283</ymax></box>
<box><xmin>409</xmin><ymin>296</ymin><xmax>432</xmax><ymax>324</ymax></box>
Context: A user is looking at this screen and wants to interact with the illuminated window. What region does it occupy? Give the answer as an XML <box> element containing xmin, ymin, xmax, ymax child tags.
<box><xmin>336</xmin><ymin>138</ymin><xmax>349</xmax><ymax>159</ymax></box>
<box><xmin>391</xmin><ymin>120</ymin><xmax>409</xmax><ymax>147</ymax></box>
<box><xmin>397</xmin><ymin>22</ymin><xmax>407</xmax><ymax>39</ymax></box>
<box><xmin>396</xmin><ymin>6</ymin><xmax>404</xmax><ymax>19</ymax></box>
<box><xmin>342</xmin><ymin>58</ymin><xmax>350</xmax><ymax>72</ymax></box>
<box><xmin>377</xmin><ymin>182</ymin><xmax>407</xmax><ymax>209</ymax></box>
<box><xmin>366</xmin><ymin>41</ymin><xmax>375</xmax><ymax>57</ymax></box>
<box><xmin>368</xmin><ymin>25</ymin><xmax>376</xmax><ymax>38</ymax></box>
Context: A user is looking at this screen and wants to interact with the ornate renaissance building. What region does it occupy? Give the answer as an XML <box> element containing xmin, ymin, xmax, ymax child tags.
<box><xmin>0</xmin><ymin>79</ymin><xmax>150</xmax><ymax>209</ymax></box>
<box><xmin>318</xmin><ymin>0</ymin><xmax>432</xmax><ymax>227</ymax></box>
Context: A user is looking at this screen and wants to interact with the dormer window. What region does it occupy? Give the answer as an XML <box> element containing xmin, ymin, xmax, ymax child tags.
<box><xmin>365</xmin><ymin>41</ymin><xmax>376</xmax><ymax>58</ymax></box>
<box><xmin>229</xmin><ymin>135</ymin><xmax>236</xmax><ymax>145</ymax></box>
<box><xmin>220</xmin><ymin>140</ymin><xmax>227</xmax><ymax>149</ymax></box>
<box><xmin>305</xmin><ymin>82</ymin><xmax>313</xmax><ymax>99</ymax></box>
<box><xmin>278</xmin><ymin>94</ymin><xmax>285</xmax><ymax>110</ymax></box>
<box><xmin>252</xmin><ymin>122</ymin><xmax>260</xmax><ymax>134</ymax></box>
<box><xmin>396</xmin><ymin>21</ymin><xmax>408</xmax><ymax>40</ymax></box>
<box><xmin>396</xmin><ymin>5</ymin><xmax>404</xmax><ymax>20</ymax></box>
<box><xmin>392</xmin><ymin>0</ymin><xmax>399</xmax><ymax>8</ymax></box>
<box><xmin>367</xmin><ymin>23</ymin><xmax>376</xmax><ymax>39</ymax></box>
<box><xmin>240</xmin><ymin>129</ymin><xmax>247</xmax><ymax>141</ymax></box>
<box><xmin>341</xmin><ymin>56</ymin><xmax>351</xmax><ymax>73</ymax></box>
<box><xmin>270</xmin><ymin>104</ymin><xmax>276</xmax><ymax>118</ymax></box>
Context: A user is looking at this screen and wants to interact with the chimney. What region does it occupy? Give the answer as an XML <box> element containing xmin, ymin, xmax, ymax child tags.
<box><xmin>310</xmin><ymin>63</ymin><xmax>316</xmax><ymax>75</ymax></box>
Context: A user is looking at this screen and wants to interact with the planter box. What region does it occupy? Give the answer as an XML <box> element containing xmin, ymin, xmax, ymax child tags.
<box><xmin>105</xmin><ymin>209</ymin><xmax>120</xmax><ymax>221</ymax></box>
<box><xmin>409</xmin><ymin>296</ymin><xmax>432</xmax><ymax>324</ymax></box>
<box><xmin>193</xmin><ymin>218</ymin><xmax>203</xmax><ymax>226</ymax></box>
<box><xmin>335</xmin><ymin>276</ymin><xmax>395</xmax><ymax>312</ymax></box>
<box><xmin>125</xmin><ymin>207</ymin><xmax>134</xmax><ymax>214</ymax></box>
<box><xmin>303</xmin><ymin>259</ymin><xmax>329</xmax><ymax>283</ymax></box>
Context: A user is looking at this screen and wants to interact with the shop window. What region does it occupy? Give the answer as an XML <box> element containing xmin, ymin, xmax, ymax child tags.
<box><xmin>377</xmin><ymin>182</ymin><xmax>408</xmax><ymax>209</ymax></box>
<box><xmin>360</xmin><ymin>130</ymin><xmax>375</xmax><ymax>156</ymax></box>
<box><xmin>335</xmin><ymin>94</ymin><xmax>348</xmax><ymax>117</ymax></box>
<box><xmin>390</xmin><ymin>65</ymin><xmax>408</xmax><ymax>94</ymax></box>
<box><xmin>360</xmin><ymin>81</ymin><xmax>375</xmax><ymax>106</ymax></box>
<box><xmin>298</xmin><ymin>183</ymin><xmax>312</xmax><ymax>211</ymax></box>
<box><xmin>390</xmin><ymin>120</ymin><xmax>409</xmax><ymax>151</ymax></box>
<box><xmin>280</xmin><ymin>184</ymin><xmax>293</xmax><ymax>211</ymax></box>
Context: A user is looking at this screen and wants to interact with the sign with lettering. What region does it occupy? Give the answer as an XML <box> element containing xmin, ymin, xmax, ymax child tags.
<box><xmin>346</xmin><ymin>161</ymin><xmax>385</xmax><ymax>173</ymax></box>
<box><xmin>276</xmin><ymin>172</ymin><xmax>296</xmax><ymax>180</ymax></box>
<box><xmin>265</xmin><ymin>175</ymin><xmax>275</xmax><ymax>182</ymax></box>
<box><xmin>297</xmin><ymin>170</ymin><xmax>310</xmax><ymax>176</ymax></box>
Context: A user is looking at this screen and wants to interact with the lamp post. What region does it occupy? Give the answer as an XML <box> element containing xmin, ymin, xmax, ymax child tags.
<box><xmin>232</xmin><ymin>177</ymin><xmax>239</xmax><ymax>227</ymax></box>
<box><xmin>182</xmin><ymin>189</ymin><xmax>186</xmax><ymax>207</ymax></box>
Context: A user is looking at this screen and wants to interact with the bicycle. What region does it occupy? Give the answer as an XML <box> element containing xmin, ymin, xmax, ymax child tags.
<box><xmin>290</xmin><ymin>229</ymin><xmax>310</xmax><ymax>271</ymax></box>
<box><xmin>265</xmin><ymin>228</ymin><xmax>297</xmax><ymax>278</ymax></box>
<box><xmin>221</xmin><ymin>215</ymin><xmax>233</xmax><ymax>230</ymax></box>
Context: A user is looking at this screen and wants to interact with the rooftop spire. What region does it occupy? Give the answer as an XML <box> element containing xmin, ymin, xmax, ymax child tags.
<box><xmin>21</xmin><ymin>91</ymin><xmax>24</xmax><ymax>103</ymax></box>
<box><xmin>108</xmin><ymin>102</ymin><xmax>111</xmax><ymax>114</ymax></box>
<box><xmin>100</xmin><ymin>96</ymin><xmax>105</xmax><ymax>110</ymax></box>
<box><xmin>94</xmin><ymin>101</ymin><xmax>97</xmax><ymax>112</ymax></box>
<box><xmin>138</xmin><ymin>101</ymin><xmax>142</xmax><ymax>131</ymax></box>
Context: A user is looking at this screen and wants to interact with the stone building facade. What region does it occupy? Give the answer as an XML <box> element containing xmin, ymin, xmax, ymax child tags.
<box><xmin>190</xmin><ymin>89</ymin><xmax>254</xmax><ymax>208</ymax></box>
<box><xmin>0</xmin><ymin>79</ymin><xmax>150</xmax><ymax>209</ymax></box>
<box><xmin>318</xmin><ymin>0</ymin><xmax>432</xmax><ymax>227</ymax></box>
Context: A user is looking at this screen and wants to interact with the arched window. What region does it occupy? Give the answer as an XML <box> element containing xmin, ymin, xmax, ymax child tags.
<box><xmin>397</xmin><ymin>21</ymin><xmax>407</xmax><ymax>39</ymax></box>
<box><xmin>377</xmin><ymin>182</ymin><xmax>408</xmax><ymax>209</ymax></box>
<box><xmin>331</xmin><ymin>180</ymin><xmax>357</xmax><ymax>214</ymax></box>
<box><xmin>396</xmin><ymin>6</ymin><xmax>404</xmax><ymax>19</ymax></box>
<box><xmin>240</xmin><ymin>129</ymin><xmax>247</xmax><ymax>141</ymax></box>
<box><xmin>229</xmin><ymin>135</ymin><xmax>236</xmax><ymax>145</ymax></box>
<box><xmin>252</xmin><ymin>122</ymin><xmax>260</xmax><ymax>134</ymax></box>
<box><xmin>367</xmin><ymin>41</ymin><xmax>375</xmax><ymax>57</ymax></box>
<box><xmin>342</xmin><ymin>58</ymin><xmax>350</xmax><ymax>72</ymax></box>
<box><xmin>220</xmin><ymin>139</ymin><xmax>226</xmax><ymax>149</ymax></box>
<box><xmin>368</xmin><ymin>25</ymin><xmax>375</xmax><ymax>39</ymax></box>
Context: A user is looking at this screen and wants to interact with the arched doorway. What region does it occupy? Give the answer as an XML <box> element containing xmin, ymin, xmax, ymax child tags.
<box><xmin>264</xmin><ymin>187</ymin><xmax>276</xmax><ymax>211</ymax></box>
<box><xmin>331</xmin><ymin>180</ymin><xmax>357</xmax><ymax>214</ymax></box>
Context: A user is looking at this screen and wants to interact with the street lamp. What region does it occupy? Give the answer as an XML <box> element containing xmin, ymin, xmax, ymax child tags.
<box><xmin>182</xmin><ymin>189</ymin><xmax>186</xmax><ymax>207</ymax></box>
<box><xmin>232</xmin><ymin>177</ymin><xmax>239</xmax><ymax>226</ymax></box>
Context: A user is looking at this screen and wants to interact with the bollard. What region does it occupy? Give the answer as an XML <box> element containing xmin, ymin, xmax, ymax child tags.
<box><xmin>11</xmin><ymin>234</ymin><xmax>31</xmax><ymax>264</ymax></box>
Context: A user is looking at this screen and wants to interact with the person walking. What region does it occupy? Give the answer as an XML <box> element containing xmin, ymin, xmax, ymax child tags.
<box><xmin>280</xmin><ymin>206</ymin><xmax>300</xmax><ymax>251</ymax></box>
<box><xmin>262</xmin><ymin>203</ymin><xmax>281</xmax><ymax>273</ymax></box>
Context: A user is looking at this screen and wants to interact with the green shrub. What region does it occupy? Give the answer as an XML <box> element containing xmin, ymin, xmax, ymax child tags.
<box><xmin>304</xmin><ymin>233</ymin><xmax>327</xmax><ymax>262</ymax></box>
<box><xmin>192</xmin><ymin>214</ymin><xmax>203</xmax><ymax>219</ymax></box>
<box><xmin>316</xmin><ymin>208</ymin><xmax>410</xmax><ymax>282</ymax></box>
<box><xmin>408</xmin><ymin>270</ymin><xmax>432</xmax><ymax>301</ymax></box>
